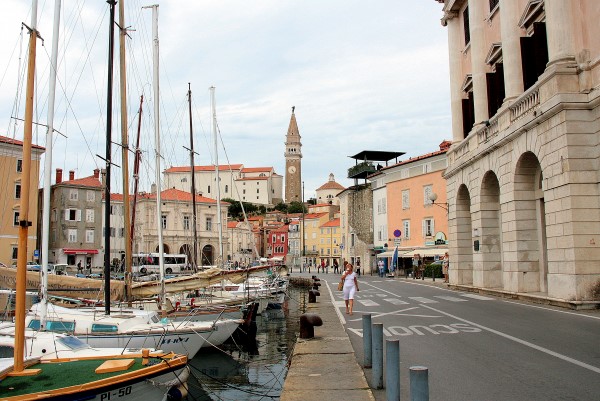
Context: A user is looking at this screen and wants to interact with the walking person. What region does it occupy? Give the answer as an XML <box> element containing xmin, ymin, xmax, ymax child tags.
<box><xmin>333</xmin><ymin>260</ymin><xmax>339</xmax><ymax>274</ymax></box>
<box><xmin>442</xmin><ymin>252</ymin><xmax>449</xmax><ymax>283</ymax></box>
<box><xmin>341</xmin><ymin>263</ymin><xmax>359</xmax><ymax>315</ymax></box>
<box><xmin>77</xmin><ymin>261</ymin><xmax>83</xmax><ymax>274</ymax></box>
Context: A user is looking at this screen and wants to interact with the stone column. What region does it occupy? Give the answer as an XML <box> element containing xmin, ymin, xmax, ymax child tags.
<box><xmin>545</xmin><ymin>0</ymin><xmax>577</xmax><ymax>66</ymax></box>
<box><xmin>443</xmin><ymin>11</ymin><xmax>464</xmax><ymax>143</ymax></box>
<box><xmin>500</xmin><ymin>0</ymin><xmax>524</xmax><ymax>102</ymax></box>
<box><xmin>469</xmin><ymin>0</ymin><xmax>489</xmax><ymax>125</ymax></box>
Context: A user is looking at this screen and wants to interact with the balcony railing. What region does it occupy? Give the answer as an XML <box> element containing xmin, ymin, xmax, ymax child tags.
<box><xmin>510</xmin><ymin>86</ymin><xmax>540</xmax><ymax>122</ymax></box>
<box><xmin>348</xmin><ymin>162</ymin><xmax>376</xmax><ymax>179</ymax></box>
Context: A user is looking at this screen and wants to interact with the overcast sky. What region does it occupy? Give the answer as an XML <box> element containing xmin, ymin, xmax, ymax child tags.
<box><xmin>0</xmin><ymin>0</ymin><xmax>449</xmax><ymax>200</ymax></box>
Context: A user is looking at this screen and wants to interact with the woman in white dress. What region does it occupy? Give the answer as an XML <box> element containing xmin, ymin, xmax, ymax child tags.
<box><xmin>341</xmin><ymin>263</ymin><xmax>359</xmax><ymax>315</ymax></box>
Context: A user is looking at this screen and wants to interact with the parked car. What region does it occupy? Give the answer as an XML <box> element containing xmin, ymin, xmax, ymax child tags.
<box><xmin>26</xmin><ymin>262</ymin><xmax>41</xmax><ymax>272</ymax></box>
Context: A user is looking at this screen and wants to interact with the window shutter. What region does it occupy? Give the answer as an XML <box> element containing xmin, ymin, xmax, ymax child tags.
<box><xmin>422</xmin><ymin>220</ymin><xmax>427</xmax><ymax>238</ymax></box>
<box><xmin>431</xmin><ymin>219</ymin><xmax>435</xmax><ymax>236</ymax></box>
<box><xmin>76</xmin><ymin>210</ymin><xmax>82</xmax><ymax>221</ymax></box>
<box><xmin>65</xmin><ymin>209</ymin><xmax>70</xmax><ymax>221</ymax></box>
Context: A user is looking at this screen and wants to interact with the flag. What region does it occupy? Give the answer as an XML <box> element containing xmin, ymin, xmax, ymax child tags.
<box><xmin>392</xmin><ymin>246</ymin><xmax>399</xmax><ymax>272</ymax></box>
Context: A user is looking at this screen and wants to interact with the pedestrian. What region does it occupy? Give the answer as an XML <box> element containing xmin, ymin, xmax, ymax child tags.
<box><xmin>77</xmin><ymin>261</ymin><xmax>82</xmax><ymax>274</ymax></box>
<box><xmin>333</xmin><ymin>260</ymin><xmax>339</xmax><ymax>274</ymax></box>
<box><xmin>356</xmin><ymin>262</ymin><xmax>361</xmax><ymax>277</ymax></box>
<box><xmin>442</xmin><ymin>252</ymin><xmax>449</xmax><ymax>283</ymax></box>
<box><xmin>341</xmin><ymin>263</ymin><xmax>359</xmax><ymax>315</ymax></box>
<box><xmin>86</xmin><ymin>261</ymin><xmax>91</xmax><ymax>274</ymax></box>
<box><xmin>378</xmin><ymin>260</ymin><xmax>384</xmax><ymax>277</ymax></box>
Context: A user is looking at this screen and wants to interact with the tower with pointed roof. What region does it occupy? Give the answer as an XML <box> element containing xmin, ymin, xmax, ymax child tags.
<box><xmin>284</xmin><ymin>107</ymin><xmax>302</xmax><ymax>203</ymax></box>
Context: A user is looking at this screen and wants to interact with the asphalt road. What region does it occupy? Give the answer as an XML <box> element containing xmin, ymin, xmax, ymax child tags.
<box><xmin>310</xmin><ymin>272</ymin><xmax>600</xmax><ymax>401</ymax></box>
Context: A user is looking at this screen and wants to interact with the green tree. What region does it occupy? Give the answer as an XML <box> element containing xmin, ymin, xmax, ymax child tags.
<box><xmin>288</xmin><ymin>201</ymin><xmax>307</xmax><ymax>213</ymax></box>
<box><xmin>274</xmin><ymin>202</ymin><xmax>288</xmax><ymax>212</ymax></box>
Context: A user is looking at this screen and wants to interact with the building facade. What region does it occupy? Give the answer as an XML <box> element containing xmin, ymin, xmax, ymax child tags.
<box><xmin>1</xmin><ymin>136</ymin><xmax>44</xmax><ymax>266</ymax></box>
<box><xmin>164</xmin><ymin>164</ymin><xmax>283</xmax><ymax>207</ymax></box>
<box><xmin>226</xmin><ymin>220</ymin><xmax>254</xmax><ymax>267</ymax></box>
<box><xmin>284</xmin><ymin>108</ymin><xmax>302</xmax><ymax>203</ymax></box>
<box><xmin>338</xmin><ymin>184</ymin><xmax>374</xmax><ymax>274</ymax></box>
<box><xmin>438</xmin><ymin>0</ymin><xmax>600</xmax><ymax>302</ymax></box>
<box><xmin>45</xmin><ymin>169</ymin><xmax>103</xmax><ymax>267</ymax></box>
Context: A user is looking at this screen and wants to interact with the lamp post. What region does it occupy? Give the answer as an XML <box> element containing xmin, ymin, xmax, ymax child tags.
<box><xmin>429</xmin><ymin>192</ymin><xmax>448</xmax><ymax>211</ymax></box>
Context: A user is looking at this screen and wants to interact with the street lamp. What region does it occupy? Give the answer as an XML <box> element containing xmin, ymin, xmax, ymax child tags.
<box><xmin>429</xmin><ymin>192</ymin><xmax>448</xmax><ymax>211</ymax></box>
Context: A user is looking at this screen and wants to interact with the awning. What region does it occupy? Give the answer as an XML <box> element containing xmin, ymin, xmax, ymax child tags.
<box><xmin>376</xmin><ymin>248</ymin><xmax>415</xmax><ymax>258</ymax></box>
<box><xmin>63</xmin><ymin>248</ymin><xmax>99</xmax><ymax>255</ymax></box>
<box><xmin>401</xmin><ymin>248</ymin><xmax>448</xmax><ymax>258</ymax></box>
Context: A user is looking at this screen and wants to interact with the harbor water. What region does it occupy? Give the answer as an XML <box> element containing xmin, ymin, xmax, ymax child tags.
<box><xmin>185</xmin><ymin>284</ymin><xmax>308</xmax><ymax>400</ymax></box>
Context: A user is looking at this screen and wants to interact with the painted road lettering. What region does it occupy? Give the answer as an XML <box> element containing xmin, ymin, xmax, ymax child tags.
<box><xmin>347</xmin><ymin>323</ymin><xmax>481</xmax><ymax>338</ymax></box>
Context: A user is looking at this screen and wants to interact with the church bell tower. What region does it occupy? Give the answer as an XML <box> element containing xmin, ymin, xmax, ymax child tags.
<box><xmin>284</xmin><ymin>106</ymin><xmax>302</xmax><ymax>203</ymax></box>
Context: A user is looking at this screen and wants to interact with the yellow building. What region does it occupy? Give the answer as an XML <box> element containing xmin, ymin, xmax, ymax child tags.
<box><xmin>0</xmin><ymin>135</ymin><xmax>44</xmax><ymax>265</ymax></box>
<box><xmin>319</xmin><ymin>217</ymin><xmax>341</xmax><ymax>268</ymax></box>
<box><xmin>301</xmin><ymin>212</ymin><xmax>329</xmax><ymax>266</ymax></box>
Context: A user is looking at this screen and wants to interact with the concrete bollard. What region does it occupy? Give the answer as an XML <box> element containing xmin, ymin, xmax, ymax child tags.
<box><xmin>409</xmin><ymin>366</ymin><xmax>429</xmax><ymax>401</ymax></box>
<box><xmin>372</xmin><ymin>323</ymin><xmax>384</xmax><ymax>389</ymax></box>
<box><xmin>308</xmin><ymin>289</ymin><xmax>320</xmax><ymax>303</ymax></box>
<box><xmin>299</xmin><ymin>313</ymin><xmax>323</xmax><ymax>339</ymax></box>
<box><xmin>386</xmin><ymin>340</ymin><xmax>400</xmax><ymax>401</ymax></box>
<box><xmin>362</xmin><ymin>314</ymin><xmax>372</xmax><ymax>368</ymax></box>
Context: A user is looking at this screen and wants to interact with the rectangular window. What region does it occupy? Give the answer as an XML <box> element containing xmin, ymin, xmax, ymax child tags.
<box><xmin>207</xmin><ymin>185</ymin><xmax>211</xmax><ymax>194</ymax></box>
<box><xmin>403</xmin><ymin>220</ymin><xmax>410</xmax><ymax>239</ymax></box>
<box><xmin>402</xmin><ymin>190</ymin><xmax>410</xmax><ymax>210</ymax></box>
<box><xmin>12</xmin><ymin>246</ymin><xmax>18</xmax><ymax>260</ymax></box>
<box><xmin>422</xmin><ymin>218</ymin><xmax>434</xmax><ymax>238</ymax></box>
<box><xmin>13</xmin><ymin>211</ymin><xmax>19</xmax><ymax>226</ymax></box>
<box><xmin>110</xmin><ymin>227</ymin><xmax>116</xmax><ymax>237</ymax></box>
<box><xmin>463</xmin><ymin>6</ymin><xmax>470</xmax><ymax>45</ymax></box>
<box><xmin>119</xmin><ymin>228</ymin><xmax>124</xmax><ymax>237</ymax></box>
<box><xmin>15</xmin><ymin>184</ymin><xmax>21</xmax><ymax>199</ymax></box>
<box><xmin>85</xmin><ymin>209</ymin><xmax>94</xmax><ymax>223</ymax></box>
<box><xmin>351</xmin><ymin>233</ymin><xmax>355</xmax><ymax>247</ymax></box>
<box><xmin>243</xmin><ymin>189</ymin><xmax>246</xmax><ymax>194</ymax></box>
<box><xmin>183</xmin><ymin>216</ymin><xmax>190</xmax><ymax>230</ymax></box>
<box><xmin>65</xmin><ymin>209</ymin><xmax>82</xmax><ymax>222</ymax></box>
<box><xmin>206</xmin><ymin>217</ymin><xmax>213</xmax><ymax>231</ymax></box>
<box><xmin>424</xmin><ymin>185</ymin><xmax>433</xmax><ymax>205</ymax></box>
<box><xmin>281</xmin><ymin>235</ymin><xmax>285</xmax><ymax>242</ymax></box>
<box><xmin>161</xmin><ymin>215</ymin><xmax>167</xmax><ymax>230</ymax></box>
<box><xmin>85</xmin><ymin>229</ymin><xmax>94</xmax><ymax>243</ymax></box>
<box><xmin>69</xmin><ymin>189</ymin><xmax>78</xmax><ymax>201</ymax></box>
<box><xmin>272</xmin><ymin>234</ymin><xmax>276</xmax><ymax>243</ymax></box>
<box><xmin>257</xmin><ymin>189</ymin><xmax>259</xmax><ymax>193</ymax></box>
<box><xmin>68</xmin><ymin>229</ymin><xmax>77</xmax><ymax>243</ymax></box>
<box><xmin>16</xmin><ymin>159</ymin><xmax>22</xmax><ymax>173</ymax></box>
<box><xmin>87</xmin><ymin>190</ymin><xmax>95</xmax><ymax>202</ymax></box>
<box><xmin>51</xmin><ymin>209</ymin><xmax>57</xmax><ymax>222</ymax></box>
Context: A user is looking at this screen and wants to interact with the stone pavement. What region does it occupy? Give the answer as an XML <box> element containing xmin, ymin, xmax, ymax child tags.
<box><xmin>281</xmin><ymin>279</ymin><xmax>375</xmax><ymax>401</ymax></box>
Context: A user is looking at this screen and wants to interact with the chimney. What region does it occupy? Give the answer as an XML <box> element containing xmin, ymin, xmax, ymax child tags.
<box><xmin>56</xmin><ymin>168</ymin><xmax>63</xmax><ymax>184</ymax></box>
<box><xmin>93</xmin><ymin>169</ymin><xmax>100</xmax><ymax>179</ymax></box>
<box><xmin>69</xmin><ymin>170</ymin><xmax>75</xmax><ymax>181</ymax></box>
<box><xmin>151</xmin><ymin>183</ymin><xmax>157</xmax><ymax>194</ymax></box>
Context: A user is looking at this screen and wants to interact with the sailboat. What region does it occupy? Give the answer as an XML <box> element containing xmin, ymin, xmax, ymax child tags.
<box><xmin>0</xmin><ymin>2</ymin><xmax>189</xmax><ymax>399</ymax></box>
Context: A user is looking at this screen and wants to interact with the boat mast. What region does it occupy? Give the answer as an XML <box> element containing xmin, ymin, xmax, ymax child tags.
<box><xmin>118</xmin><ymin>0</ymin><xmax>133</xmax><ymax>304</ymax></box>
<box><xmin>210</xmin><ymin>86</ymin><xmax>224</xmax><ymax>266</ymax></box>
<box><xmin>40</xmin><ymin>0</ymin><xmax>61</xmax><ymax>331</ymax></box>
<box><xmin>130</xmin><ymin>95</ymin><xmax>143</xmax><ymax>255</ymax></box>
<box><xmin>188</xmin><ymin>83</ymin><xmax>199</xmax><ymax>271</ymax></box>
<box><xmin>144</xmin><ymin>4</ymin><xmax>166</xmax><ymax>311</ymax></box>
<box><xmin>103</xmin><ymin>0</ymin><xmax>117</xmax><ymax>316</ymax></box>
<box><xmin>14</xmin><ymin>0</ymin><xmax>39</xmax><ymax>374</ymax></box>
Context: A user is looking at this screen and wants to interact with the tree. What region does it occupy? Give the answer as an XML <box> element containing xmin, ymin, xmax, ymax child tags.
<box><xmin>222</xmin><ymin>198</ymin><xmax>261</xmax><ymax>220</ymax></box>
<box><xmin>274</xmin><ymin>202</ymin><xmax>288</xmax><ymax>212</ymax></box>
<box><xmin>288</xmin><ymin>201</ymin><xmax>307</xmax><ymax>213</ymax></box>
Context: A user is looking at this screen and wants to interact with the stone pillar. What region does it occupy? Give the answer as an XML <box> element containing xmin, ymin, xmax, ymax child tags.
<box><xmin>500</xmin><ymin>0</ymin><xmax>524</xmax><ymax>102</ymax></box>
<box><xmin>469</xmin><ymin>0</ymin><xmax>489</xmax><ymax>125</ymax></box>
<box><xmin>545</xmin><ymin>0</ymin><xmax>577</xmax><ymax>66</ymax></box>
<box><xmin>443</xmin><ymin>11</ymin><xmax>464</xmax><ymax>143</ymax></box>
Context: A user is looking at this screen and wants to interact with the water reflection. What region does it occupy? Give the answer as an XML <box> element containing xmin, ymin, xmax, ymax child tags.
<box><xmin>186</xmin><ymin>286</ymin><xmax>307</xmax><ymax>400</ymax></box>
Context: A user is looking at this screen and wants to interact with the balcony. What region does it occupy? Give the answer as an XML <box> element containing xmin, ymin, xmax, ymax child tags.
<box><xmin>348</xmin><ymin>162</ymin><xmax>376</xmax><ymax>179</ymax></box>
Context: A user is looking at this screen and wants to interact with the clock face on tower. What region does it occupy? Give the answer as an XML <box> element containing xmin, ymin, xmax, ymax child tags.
<box><xmin>288</xmin><ymin>166</ymin><xmax>296</xmax><ymax>174</ymax></box>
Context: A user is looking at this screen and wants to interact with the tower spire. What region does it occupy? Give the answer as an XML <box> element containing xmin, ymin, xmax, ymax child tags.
<box><xmin>284</xmin><ymin>107</ymin><xmax>302</xmax><ymax>203</ymax></box>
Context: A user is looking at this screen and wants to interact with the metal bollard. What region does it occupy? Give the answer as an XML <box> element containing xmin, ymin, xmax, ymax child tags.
<box><xmin>362</xmin><ymin>314</ymin><xmax>372</xmax><ymax>368</ymax></box>
<box><xmin>386</xmin><ymin>339</ymin><xmax>400</xmax><ymax>401</ymax></box>
<box><xmin>299</xmin><ymin>313</ymin><xmax>323</xmax><ymax>339</ymax></box>
<box><xmin>409</xmin><ymin>366</ymin><xmax>429</xmax><ymax>401</ymax></box>
<box><xmin>372</xmin><ymin>323</ymin><xmax>384</xmax><ymax>389</ymax></box>
<box><xmin>308</xmin><ymin>289</ymin><xmax>320</xmax><ymax>303</ymax></box>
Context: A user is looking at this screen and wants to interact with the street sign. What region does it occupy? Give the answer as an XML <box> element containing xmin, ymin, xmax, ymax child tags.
<box><xmin>393</xmin><ymin>239</ymin><xmax>401</xmax><ymax>246</ymax></box>
<box><xmin>393</xmin><ymin>229</ymin><xmax>401</xmax><ymax>238</ymax></box>
<box><xmin>33</xmin><ymin>249</ymin><xmax>39</xmax><ymax>258</ymax></box>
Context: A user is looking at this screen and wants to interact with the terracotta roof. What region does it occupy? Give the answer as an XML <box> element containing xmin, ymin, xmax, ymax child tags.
<box><xmin>321</xmin><ymin>218</ymin><xmax>340</xmax><ymax>228</ymax></box>
<box><xmin>0</xmin><ymin>135</ymin><xmax>45</xmax><ymax>150</ymax></box>
<box><xmin>317</xmin><ymin>181</ymin><xmax>345</xmax><ymax>191</ymax></box>
<box><xmin>227</xmin><ymin>221</ymin><xmax>239</xmax><ymax>229</ymax></box>
<box><xmin>272</xmin><ymin>224</ymin><xmax>289</xmax><ymax>233</ymax></box>
<box><xmin>165</xmin><ymin>164</ymin><xmax>243</xmax><ymax>173</ymax></box>
<box><xmin>304</xmin><ymin>212</ymin><xmax>328</xmax><ymax>219</ymax></box>
<box><xmin>241</xmin><ymin>167</ymin><xmax>273</xmax><ymax>173</ymax></box>
<box><xmin>60</xmin><ymin>175</ymin><xmax>102</xmax><ymax>188</ymax></box>
<box><xmin>137</xmin><ymin>188</ymin><xmax>228</xmax><ymax>204</ymax></box>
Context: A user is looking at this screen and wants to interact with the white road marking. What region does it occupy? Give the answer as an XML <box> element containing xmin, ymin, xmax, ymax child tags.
<box><xmin>409</xmin><ymin>297</ymin><xmax>438</xmax><ymax>304</ymax></box>
<box><xmin>357</xmin><ymin>299</ymin><xmax>379</xmax><ymax>307</ymax></box>
<box><xmin>421</xmin><ymin>304</ymin><xmax>600</xmax><ymax>375</ymax></box>
<box><xmin>384</xmin><ymin>298</ymin><xmax>410</xmax><ymax>305</ymax></box>
<box><xmin>460</xmin><ymin>293</ymin><xmax>495</xmax><ymax>300</ymax></box>
<box><xmin>435</xmin><ymin>295</ymin><xmax>468</xmax><ymax>302</ymax></box>
<box><xmin>502</xmin><ymin>300</ymin><xmax>600</xmax><ymax>320</ymax></box>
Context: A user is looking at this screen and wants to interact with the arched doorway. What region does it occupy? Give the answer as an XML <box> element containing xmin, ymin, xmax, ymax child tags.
<box><xmin>201</xmin><ymin>245</ymin><xmax>214</xmax><ymax>266</ymax></box>
<box><xmin>154</xmin><ymin>244</ymin><xmax>170</xmax><ymax>254</ymax></box>
<box><xmin>480</xmin><ymin>171</ymin><xmax>503</xmax><ymax>288</ymax></box>
<box><xmin>455</xmin><ymin>184</ymin><xmax>473</xmax><ymax>285</ymax></box>
<box><xmin>180</xmin><ymin>244</ymin><xmax>195</xmax><ymax>267</ymax></box>
<box><xmin>513</xmin><ymin>152</ymin><xmax>547</xmax><ymax>293</ymax></box>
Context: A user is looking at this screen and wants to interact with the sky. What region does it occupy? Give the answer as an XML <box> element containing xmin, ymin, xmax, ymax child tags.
<box><xmin>0</xmin><ymin>0</ymin><xmax>450</xmax><ymax>200</ymax></box>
